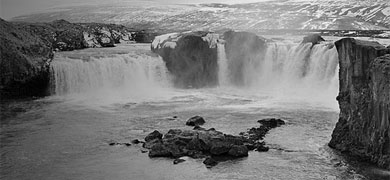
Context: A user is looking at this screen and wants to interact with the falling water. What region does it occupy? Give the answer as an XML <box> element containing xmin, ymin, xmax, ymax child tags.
<box><xmin>217</xmin><ymin>43</ymin><xmax>229</xmax><ymax>86</ymax></box>
<box><xmin>218</xmin><ymin>41</ymin><xmax>339</xmax><ymax>104</ymax></box>
<box><xmin>51</xmin><ymin>53</ymin><xmax>171</xmax><ymax>96</ymax></box>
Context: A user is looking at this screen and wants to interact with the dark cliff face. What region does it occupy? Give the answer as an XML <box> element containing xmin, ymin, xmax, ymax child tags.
<box><xmin>151</xmin><ymin>32</ymin><xmax>219</xmax><ymax>88</ymax></box>
<box><xmin>329</xmin><ymin>38</ymin><xmax>390</xmax><ymax>170</ymax></box>
<box><xmin>0</xmin><ymin>18</ymin><xmax>155</xmax><ymax>98</ymax></box>
<box><xmin>0</xmin><ymin>19</ymin><xmax>53</xmax><ymax>97</ymax></box>
<box><xmin>223</xmin><ymin>31</ymin><xmax>267</xmax><ymax>86</ymax></box>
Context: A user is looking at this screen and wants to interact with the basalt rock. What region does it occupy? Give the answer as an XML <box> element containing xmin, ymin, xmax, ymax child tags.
<box><xmin>203</xmin><ymin>157</ymin><xmax>218</xmax><ymax>168</ymax></box>
<box><xmin>223</xmin><ymin>30</ymin><xmax>268</xmax><ymax>86</ymax></box>
<box><xmin>257</xmin><ymin>118</ymin><xmax>285</xmax><ymax>129</ymax></box>
<box><xmin>329</xmin><ymin>38</ymin><xmax>390</xmax><ymax>170</ymax></box>
<box><xmin>0</xmin><ymin>19</ymin><xmax>53</xmax><ymax>97</ymax></box>
<box><xmin>186</xmin><ymin>116</ymin><xmax>206</xmax><ymax>126</ymax></box>
<box><xmin>151</xmin><ymin>31</ymin><xmax>219</xmax><ymax>88</ymax></box>
<box><xmin>0</xmin><ymin>18</ymin><xmax>145</xmax><ymax>98</ymax></box>
<box><xmin>144</xmin><ymin>118</ymin><xmax>285</xmax><ymax>167</ymax></box>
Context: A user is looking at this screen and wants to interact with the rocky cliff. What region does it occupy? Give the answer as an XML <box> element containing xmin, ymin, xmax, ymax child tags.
<box><xmin>223</xmin><ymin>30</ymin><xmax>267</xmax><ymax>86</ymax></box>
<box><xmin>329</xmin><ymin>38</ymin><xmax>390</xmax><ymax>170</ymax></box>
<box><xmin>0</xmin><ymin>19</ymin><xmax>53</xmax><ymax>97</ymax></box>
<box><xmin>151</xmin><ymin>31</ymin><xmax>219</xmax><ymax>88</ymax></box>
<box><xmin>0</xmin><ymin>18</ymin><xmax>156</xmax><ymax>98</ymax></box>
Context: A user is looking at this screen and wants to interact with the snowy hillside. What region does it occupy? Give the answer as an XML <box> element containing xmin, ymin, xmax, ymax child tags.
<box><xmin>12</xmin><ymin>0</ymin><xmax>390</xmax><ymax>31</ymax></box>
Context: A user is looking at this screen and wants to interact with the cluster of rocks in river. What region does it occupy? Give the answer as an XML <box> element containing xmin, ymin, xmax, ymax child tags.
<box><xmin>138</xmin><ymin>116</ymin><xmax>285</xmax><ymax>167</ymax></box>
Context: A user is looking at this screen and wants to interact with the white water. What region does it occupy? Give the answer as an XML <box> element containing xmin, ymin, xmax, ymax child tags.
<box><xmin>50</xmin><ymin>52</ymin><xmax>173</xmax><ymax>104</ymax></box>
<box><xmin>217</xmin><ymin>43</ymin><xmax>229</xmax><ymax>86</ymax></box>
<box><xmin>4</xmin><ymin>43</ymin><xmax>388</xmax><ymax>180</ymax></box>
<box><xmin>217</xmin><ymin>41</ymin><xmax>339</xmax><ymax>107</ymax></box>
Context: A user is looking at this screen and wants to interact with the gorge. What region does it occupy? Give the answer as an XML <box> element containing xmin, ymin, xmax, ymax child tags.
<box><xmin>1</xmin><ymin>17</ymin><xmax>390</xmax><ymax>179</ymax></box>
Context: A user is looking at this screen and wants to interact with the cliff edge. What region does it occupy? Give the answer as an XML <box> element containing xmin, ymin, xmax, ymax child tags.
<box><xmin>329</xmin><ymin>38</ymin><xmax>390</xmax><ymax>170</ymax></box>
<box><xmin>151</xmin><ymin>31</ymin><xmax>219</xmax><ymax>88</ymax></box>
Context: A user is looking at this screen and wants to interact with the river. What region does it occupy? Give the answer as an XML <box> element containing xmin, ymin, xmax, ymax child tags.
<box><xmin>1</xmin><ymin>41</ymin><xmax>389</xmax><ymax>180</ymax></box>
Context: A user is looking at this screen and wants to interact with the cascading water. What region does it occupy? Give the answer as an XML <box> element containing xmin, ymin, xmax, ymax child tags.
<box><xmin>217</xmin><ymin>41</ymin><xmax>339</xmax><ymax>106</ymax></box>
<box><xmin>50</xmin><ymin>52</ymin><xmax>172</xmax><ymax>101</ymax></box>
<box><xmin>217</xmin><ymin>43</ymin><xmax>229</xmax><ymax>86</ymax></box>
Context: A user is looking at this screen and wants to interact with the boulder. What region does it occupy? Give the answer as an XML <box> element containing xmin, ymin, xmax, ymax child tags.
<box><xmin>151</xmin><ymin>31</ymin><xmax>219</xmax><ymax>88</ymax></box>
<box><xmin>228</xmin><ymin>145</ymin><xmax>249</xmax><ymax>157</ymax></box>
<box><xmin>143</xmin><ymin>138</ymin><xmax>162</xmax><ymax>149</ymax></box>
<box><xmin>173</xmin><ymin>158</ymin><xmax>186</xmax><ymax>164</ymax></box>
<box><xmin>301</xmin><ymin>34</ymin><xmax>325</xmax><ymax>46</ymax></box>
<box><xmin>210</xmin><ymin>141</ymin><xmax>231</xmax><ymax>155</ymax></box>
<box><xmin>223</xmin><ymin>30</ymin><xmax>267</xmax><ymax>86</ymax></box>
<box><xmin>329</xmin><ymin>38</ymin><xmax>390</xmax><ymax>170</ymax></box>
<box><xmin>131</xmin><ymin>139</ymin><xmax>141</xmax><ymax>144</ymax></box>
<box><xmin>203</xmin><ymin>157</ymin><xmax>218</xmax><ymax>168</ymax></box>
<box><xmin>257</xmin><ymin>118</ymin><xmax>285</xmax><ymax>128</ymax></box>
<box><xmin>145</xmin><ymin>130</ymin><xmax>163</xmax><ymax>142</ymax></box>
<box><xmin>149</xmin><ymin>143</ymin><xmax>171</xmax><ymax>157</ymax></box>
<box><xmin>50</xmin><ymin>19</ymin><xmax>87</xmax><ymax>51</ymax></box>
<box><xmin>186</xmin><ymin>116</ymin><xmax>206</xmax><ymax>126</ymax></box>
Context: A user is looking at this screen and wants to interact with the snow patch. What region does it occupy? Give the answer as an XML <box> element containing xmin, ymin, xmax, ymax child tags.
<box><xmin>201</xmin><ymin>33</ymin><xmax>219</xmax><ymax>48</ymax></box>
<box><xmin>382</xmin><ymin>7</ymin><xmax>390</xmax><ymax>16</ymax></box>
<box><xmin>152</xmin><ymin>33</ymin><xmax>179</xmax><ymax>50</ymax></box>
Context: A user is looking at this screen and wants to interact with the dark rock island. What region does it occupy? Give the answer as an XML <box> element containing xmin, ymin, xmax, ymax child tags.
<box><xmin>142</xmin><ymin>117</ymin><xmax>285</xmax><ymax>167</ymax></box>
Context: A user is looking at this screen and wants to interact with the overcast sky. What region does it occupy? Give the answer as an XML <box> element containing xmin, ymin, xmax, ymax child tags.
<box><xmin>0</xmin><ymin>0</ymin><xmax>269</xmax><ymax>20</ymax></box>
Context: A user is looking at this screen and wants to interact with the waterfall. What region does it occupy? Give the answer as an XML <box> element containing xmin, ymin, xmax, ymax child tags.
<box><xmin>50</xmin><ymin>53</ymin><xmax>171</xmax><ymax>96</ymax></box>
<box><xmin>217</xmin><ymin>43</ymin><xmax>229</xmax><ymax>86</ymax></box>
<box><xmin>218</xmin><ymin>41</ymin><xmax>339</xmax><ymax>103</ymax></box>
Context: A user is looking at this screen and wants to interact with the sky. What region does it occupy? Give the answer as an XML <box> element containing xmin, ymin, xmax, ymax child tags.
<box><xmin>0</xmin><ymin>0</ymin><xmax>271</xmax><ymax>20</ymax></box>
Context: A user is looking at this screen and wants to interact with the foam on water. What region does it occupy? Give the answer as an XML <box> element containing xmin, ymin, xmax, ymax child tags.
<box><xmin>50</xmin><ymin>52</ymin><xmax>173</xmax><ymax>105</ymax></box>
<box><xmin>217</xmin><ymin>41</ymin><xmax>339</xmax><ymax>109</ymax></box>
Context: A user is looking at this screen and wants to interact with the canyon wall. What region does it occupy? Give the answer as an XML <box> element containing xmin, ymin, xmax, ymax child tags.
<box><xmin>329</xmin><ymin>38</ymin><xmax>390</xmax><ymax>170</ymax></box>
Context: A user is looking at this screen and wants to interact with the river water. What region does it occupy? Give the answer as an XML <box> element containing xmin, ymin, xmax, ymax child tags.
<box><xmin>1</xmin><ymin>42</ymin><xmax>389</xmax><ymax>180</ymax></box>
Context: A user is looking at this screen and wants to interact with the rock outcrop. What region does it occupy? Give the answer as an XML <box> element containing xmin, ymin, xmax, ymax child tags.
<box><xmin>0</xmin><ymin>19</ymin><xmax>53</xmax><ymax>97</ymax></box>
<box><xmin>0</xmin><ymin>18</ymin><xmax>154</xmax><ymax>98</ymax></box>
<box><xmin>151</xmin><ymin>31</ymin><xmax>219</xmax><ymax>88</ymax></box>
<box><xmin>329</xmin><ymin>38</ymin><xmax>390</xmax><ymax>170</ymax></box>
<box><xmin>142</xmin><ymin>118</ymin><xmax>285</xmax><ymax>167</ymax></box>
<box><xmin>223</xmin><ymin>30</ymin><xmax>267</xmax><ymax>86</ymax></box>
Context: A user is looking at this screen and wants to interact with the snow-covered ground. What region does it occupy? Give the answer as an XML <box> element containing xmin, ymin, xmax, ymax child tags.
<box><xmin>11</xmin><ymin>0</ymin><xmax>390</xmax><ymax>31</ymax></box>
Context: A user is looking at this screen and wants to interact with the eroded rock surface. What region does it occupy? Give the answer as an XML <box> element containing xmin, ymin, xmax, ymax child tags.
<box><xmin>186</xmin><ymin>116</ymin><xmax>206</xmax><ymax>126</ymax></box>
<box><xmin>151</xmin><ymin>31</ymin><xmax>219</xmax><ymax>88</ymax></box>
<box><xmin>143</xmin><ymin>118</ymin><xmax>285</xmax><ymax>167</ymax></box>
<box><xmin>0</xmin><ymin>18</ymin><xmax>152</xmax><ymax>98</ymax></box>
<box><xmin>329</xmin><ymin>38</ymin><xmax>390</xmax><ymax>170</ymax></box>
<box><xmin>0</xmin><ymin>19</ymin><xmax>53</xmax><ymax>97</ymax></box>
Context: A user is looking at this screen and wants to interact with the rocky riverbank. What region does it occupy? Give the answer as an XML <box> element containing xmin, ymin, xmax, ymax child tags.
<box><xmin>329</xmin><ymin>38</ymin><xmax>390</xmax><ymax>170</ymax></box>
<box><xmin>0</xmin><ymin>18</ymin><xmax>157</xmax><ymax>98</ymax></box>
